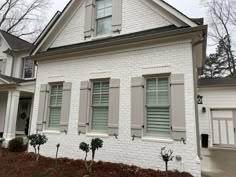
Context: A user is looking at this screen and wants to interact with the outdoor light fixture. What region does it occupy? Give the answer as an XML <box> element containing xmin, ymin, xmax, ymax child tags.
<box><xmin>197</xmin><ymin>95</ymin><xmax>203</xmax><ymax>104</ymax></box>
<box><xmin>202</xmin><ymin>107</ymin><xmax>206</xmax><ymax>113</ymax></box>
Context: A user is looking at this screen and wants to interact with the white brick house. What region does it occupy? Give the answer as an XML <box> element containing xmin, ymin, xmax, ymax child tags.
<box><xmin>29</xmin><ymin>0</ymin><xmax>207</xmax><ymax>176</ymax></box>
<box><xmin>0</xmin><ymin>31</ymin><xmax>35</xmax><ymax>143</ymax></box>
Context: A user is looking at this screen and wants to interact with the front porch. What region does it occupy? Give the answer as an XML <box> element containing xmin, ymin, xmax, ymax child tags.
<box><xmin>0</xmin><ymin>74</ymin><xmax>35</xmax><ymax>144</ymax></box>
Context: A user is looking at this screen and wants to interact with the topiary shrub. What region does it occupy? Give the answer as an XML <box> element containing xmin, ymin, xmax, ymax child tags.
<box><xmin>28</xmin><ymin>133</ymin><xmax>48</xmax><ymax>161</ymax></box>
<box><xmin>8</xmin><ymin>137</ymin><xmax>24</xmax><ymax>152</ymax></box>
<box><xmin>79</xmin><ymin>138</ymin><xmax>103</xmax><ymax>174</ymax></box>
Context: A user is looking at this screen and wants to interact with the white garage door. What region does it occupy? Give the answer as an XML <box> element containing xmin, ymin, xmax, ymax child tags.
<box><xmin>212</xmin><ymin>110</ymin><xmax>236</xmax><ymax>147</ymax></box>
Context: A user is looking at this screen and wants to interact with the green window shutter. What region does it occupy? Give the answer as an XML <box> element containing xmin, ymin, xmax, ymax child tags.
<box><xmin>112</xmin><ymin>0</ymin><xmax>122</xmax><ymax>32</ymax></box>
<box><xmin>108</xmin><ymin>79</ymin><xmax>120</xmax><ymax>135</ymax></box>
<box><xmin>60</xmin><ymin>82</ymin><xmax>72</xmax><ymax>132</ymax></box>
<box><xmin>48</xmin><ymin>84</ymin><xmax>63</xmax><ymax>128</ymax></box>
<box><xmin>170</xmin><ymin>74</ymin><xmax>186</xmax><ymax>140</ymax></box>
<box><xmin>146</xmin><ymin>77</ymin><xmax>170</xmax><ymax>135</ymax></box>
<box><xmin>37</xmin><ymin>84</ymin><xmax>49</xmax><ymax>131</ymax></box>
<box><xmin>91</xmin><ymin>81</ymin><xmax>109</xmax><ymax>131</ymax></box>
<box><xmin>78</xmin><ymin>81</ymin><xmax>91</xmax><ymax>134</ymax></box>
<box><xmin>131</xmin><ymin>77</ymin><xmax>144</xmax><ymax>138</ymax></box>
<box><xmin>84</xmin><ymin>0</ymin><xmax>95</xmax><ymax>38</ymax></box>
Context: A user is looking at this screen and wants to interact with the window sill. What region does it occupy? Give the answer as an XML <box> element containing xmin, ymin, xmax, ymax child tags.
<box><xmin>86</xmin><ymin>132</ymin><xmax>109</xmax><ymax>138</ymax></box>
<box><xmin>142</xmin><ymin>137</ymin><xmax>174</xmax><ymax>143</ymax></box>
<box><xmin>92</xmin><ymin>34</ymin><xmax>113</xmax><ymax>41</ymax></box>
<box><xmin>42</xmin><ymin>130</ymin><xmax>61</xmax><ymax>135</ymax></box>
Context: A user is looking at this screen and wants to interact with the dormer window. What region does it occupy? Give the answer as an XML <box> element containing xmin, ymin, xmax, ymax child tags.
<box><xmin>22</xmin><ymin>58</ymin><xmax>34</xmax><ymax>79</ymax></box>
<box><xmin>96</xmin><ymin>0</ymin><xmax>112</xmax><ymax>36</ymax></box>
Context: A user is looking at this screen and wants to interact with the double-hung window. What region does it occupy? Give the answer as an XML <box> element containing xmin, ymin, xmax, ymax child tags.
<box><xmin>91</xmin><ymin>80</ymin><xmax>109</xmax><ymax>132</ymax></box>
<box><xmin>145</xmin><ymin>77</ymin><xmax>170</xmax><ymax>137</ymax></box>
<box><xmin>96</xmin><ymin>0</ymin><xmax>112</xmax><ymax>36</ymax></box>
<box><xmin>23</xmin><ymin>58</ymin><xmax>34</xmax><ymax>79</ymax></box>
<box><xmin>48</xmin><ymin>84</ymin><xmax>63</xmax><ymax>129</ymax></box>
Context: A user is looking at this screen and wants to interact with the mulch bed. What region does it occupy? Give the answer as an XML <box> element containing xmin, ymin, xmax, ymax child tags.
<box><xmin>0</xmin><ymin>149</ymin><xmax>193</xmax><ymax>177</ymax></box>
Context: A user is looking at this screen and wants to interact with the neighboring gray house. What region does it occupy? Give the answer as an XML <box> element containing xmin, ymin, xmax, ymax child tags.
<box><xmin>0</xmin><ymin>31</ymin><xmax>35</xmax><ymax>142</ymax></box>
<box><xmin>28</xmin><ymin>0</ymin><xmax>207</xmax><ymax>177</ymax></box>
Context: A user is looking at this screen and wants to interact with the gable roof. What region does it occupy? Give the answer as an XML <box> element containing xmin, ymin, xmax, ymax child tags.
<box><xmin>0</xmin><ymin>30</ymin><xmax>33</xmax><ymax>52</ymax></box>
<box><xmin>198</xmin><ymin>78</ymin><xmax>236</xmax><ymax>88</ymax></box>
<box><xmin>31</xmin><ymin>0</ymin><xmax>202</xmax><ymax>55</ymax></box>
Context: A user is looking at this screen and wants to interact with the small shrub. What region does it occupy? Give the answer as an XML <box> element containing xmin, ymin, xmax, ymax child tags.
<box><xmin>79</xmin><ymin>138</ymin><xmax>103</xmax><ymax>174</ymax></box>
<box><xmin>28</xmin><ymin>133</ymin><xmax>48</xmax><ymax>161</ymax></box>
<box><xmin>8</xmin><ymin>137</ymin><xmax>24</xmax><ymax>152</ymax></box>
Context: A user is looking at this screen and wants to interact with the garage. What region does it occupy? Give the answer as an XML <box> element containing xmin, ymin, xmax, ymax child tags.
<box><xmin>211</xmin><ymin>109</ymin><xmax>236</xmax><ymax>147</ymax></box>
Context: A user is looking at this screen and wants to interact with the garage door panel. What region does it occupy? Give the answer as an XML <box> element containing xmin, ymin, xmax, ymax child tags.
<box><xmin>212</xmin><ymin>110</ymin><xmax>233</xmax><ymax>119</ymax></box>
<box><xmin>228</xmin><ymin>121</ymin><xmax>235</xmax><ymax>145</ymax></box>
<box><xmin>220</xmin><ymin>120</ymin><xmax>227</xmax><ymax>144</ymax></box>
<box><xmin>213</xmin><ymin>120</ymin><xmax>220</xmax><ymax>145</ymax></box>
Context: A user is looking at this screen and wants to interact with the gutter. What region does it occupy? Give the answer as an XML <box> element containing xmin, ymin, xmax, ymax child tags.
<box><xmin>29</xmin><ymin>25</ymin><xmax>208</xmax><ymax>61</ymax></box>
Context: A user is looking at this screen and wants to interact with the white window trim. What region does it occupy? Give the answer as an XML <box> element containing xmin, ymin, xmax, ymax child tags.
<box><xmin>46</xmin><ymin>83</ymin><xmax>63</xmax><ymax>131</ymax></box>
<box><xmin>22</xmin><ymin>58</ymin><xmax>34</xmax><ymax>79</ymax></box>
<box><xmin>144</xmin><ymin>74</ymin><xmax>172</xmax><ymax>138</ymax></box>
<box><xmin>89</xmin><ymin>79</ymin><xmax>110</xmax><ymax>134</ymax></box>
<box><xmin>94</xmin><ymin>0</ymin><xmax>113</xmax><ymax>37</ymax></box>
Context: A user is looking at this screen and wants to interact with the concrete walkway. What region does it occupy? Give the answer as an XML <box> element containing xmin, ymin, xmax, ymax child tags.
<box><xmin>201</xmin><ymin>148</ymin><xmax>236</xmax><ymax>177</ymax></box>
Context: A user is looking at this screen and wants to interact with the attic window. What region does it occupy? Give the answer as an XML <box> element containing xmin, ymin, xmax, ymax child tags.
<box><xmin>96</xmin><ymin>0</ymin><xmax>112</xmax><ymax>36</ymax></box>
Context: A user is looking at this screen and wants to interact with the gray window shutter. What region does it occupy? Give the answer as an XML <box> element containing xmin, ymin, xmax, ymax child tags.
<box><xmin>78</xmin><ymin>81</ymin><xmax>91</xmax><ymax>134</ymax></box>
<box><xmin>108</xmin><ymin>79</ymin><xmax>120</xmax><ymax>136</ymax></box>
<box><xmin>131</xmin><ymin>77</ymin><xmax>144</xmax><ymax>138</ymax></box>
<box><xmin>37</xmin><ymin>84</ymin><xmax>49</xmax><ymax>131</ymax></box>
<box><xmin>60</xmin><ymin>82</ymin><xmax>72</xmax><ymax>132</ymax></box>
<box><xmin>1</xmin><ymin>59</ymin><xmax>7</xmax><ymax>74</ymax></box>
<box><xmin>84</xmin><ymin>0</ymin><xmax>95</xmax><ymax>38</ymax></box>
<box><xmin>112</xmin><ymin>0</ymin><xmax>122</xmax><ymax>32</ymax></box>
<box><xmin>171</xmin><ymin>74</ymin><xmax>186</xmax><ymax>140</ymax></box>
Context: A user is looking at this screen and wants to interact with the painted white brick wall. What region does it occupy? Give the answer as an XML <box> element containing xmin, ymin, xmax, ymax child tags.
<box><xmin>50</xmin><ymin>0</ymin><xmax>171</xmax><ymax>48</ymax></box>
<box><xmin>30</xmin><ymin>41</ymin><xmax>200</xmax><ymax>177</ymax></box>
<box><xmin>198</xmin><ymin>87</ymin><xmax>236</xmax><ymax>146</ymax></box>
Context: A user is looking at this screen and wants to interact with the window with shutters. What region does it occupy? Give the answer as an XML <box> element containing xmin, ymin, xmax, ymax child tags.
<box><xmin>91</xmin><ymin>80</ymin><xmax>109</xmax><ymax>132</ymax></box>
<box><xmin>96</xmin><ymin>0</ymin><xmax>112</xmax><ymax>36</ymax></box>
<box><xmin>145</xmin><ymin>76</ymin><xmax>171</xmax><ymax>137</ymax></box>
<box><xmin>48</xmin><ymin>84</ymin><xmax>63</xmax><ymax>129</ymax></box>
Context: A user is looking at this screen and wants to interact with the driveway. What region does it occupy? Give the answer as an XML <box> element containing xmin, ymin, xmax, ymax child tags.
<box><xmin>201</xmin><ymin>148</ymin><xmax>236</xmax><ymax>177</ymax></box>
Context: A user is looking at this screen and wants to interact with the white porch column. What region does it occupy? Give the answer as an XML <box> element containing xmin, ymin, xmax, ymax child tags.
<box><xmin>3</xmin><ymin>90</ymin><xmax>20</xmax><ymax>141</ymax></box>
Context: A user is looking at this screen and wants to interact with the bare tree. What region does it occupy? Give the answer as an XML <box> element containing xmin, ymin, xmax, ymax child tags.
<box><xmin>0</xmin><ymin>0</ymin><xmax>51</xmax><ymax>41</ymax></box>
<box><xmin>203</xmin><ymin>0</ymin><xmax>236</xmax><ymax>77</ymax></box>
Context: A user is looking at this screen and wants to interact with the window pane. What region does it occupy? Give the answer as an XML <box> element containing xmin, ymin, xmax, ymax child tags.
<box><xmin>146</xmin><ymin>107</ymin><xmax>170</xmax><ymax>134</ymax></box>
<box><xmin>92</xmin><ymin>107</ymin><xmax>109</xmax><ymax>130</ymax></box>
<box><xmin>91</xmin><ymin>81</ymin><xmax>109</xmax><ymax>131</ymax></box>
<box><xmin>97</xmin><ymin>9</ymin><xmax>104</xmax><ymax>18</ymax></box>
<box><xmin>96</xmin><ymin>17</ymin><xmax>112</xmax><ymax>36</ymax></box>
<box><xmin>24</xmin><ymin>69</ymin><xmax>33</xmax><ymax>79</ymax></box>
<box><xmin>48</xmin><ymin>107</ymin><xmax>61</xmax><ymax>128</ymax></box>
<box><xmin>105</xmin><ymin>7</ymin><xmax>112</xmax><ymax>16</ymax></box>
<box><xmin>48</xmin><ymin>84</ymin><xmax>63</xmax><ymax>128</ymax></box>
<box><xmin>105</xmin><ymin>0</ymin><xmax>112</xmax><ymax>7</ymax></box>
<box><xmin>23</xmin><ymin>59</ymin><xmax>33</xmax><ymax>78</ymax></box>
<box><xmin>97</xmin><ymin>0</ymin><xmax>105</xmax><ymax>10</ymax></box>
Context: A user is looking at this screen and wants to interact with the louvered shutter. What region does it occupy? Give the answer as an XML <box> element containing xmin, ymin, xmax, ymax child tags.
<box><xmin>131</xmin><ymin>77</ymin><xmax>144</xmax><ymax>138</ymax></box>
<box><xmin>0</xmin><ymin>59</ymin><xmax>6</xmax><ymax>74</ymax></box>
<box><xmin>84</xmin><ymin>0</ymin><xmax>95</xmax><ymax>38</ymax></box>
<box><xmin>60</xmin><ymin>82</ymin><xmax>72</xmax><ymax>132</ymax></box>
<box><xmin>78</xmin><ymin>81</ymin><xmax>91</xmax><ymax>134</ymax></box>
<box><xmin>171</xmin><ymin>74</ymin><xmax>186</xmax><ymax>140</ymax></box>
<box><xmin>37</xmin><ymin>84</ymin><xmax>49</xmax><ymax>131</ymax></box>
<box><xmin>112</xmin><ymin>0</ymin><xmax>122</xmax><ymax>32</ymax></box>
<box><xmin>108</xmin><ymin>79</ymin><xmax>120</xmax><ymax>135</ymax></box>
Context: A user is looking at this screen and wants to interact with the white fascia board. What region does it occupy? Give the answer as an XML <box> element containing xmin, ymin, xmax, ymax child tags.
<box><xmin>151</xmin><ymin>0</ymin><xmax>198</xmax><ymax>27</ymax></box>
